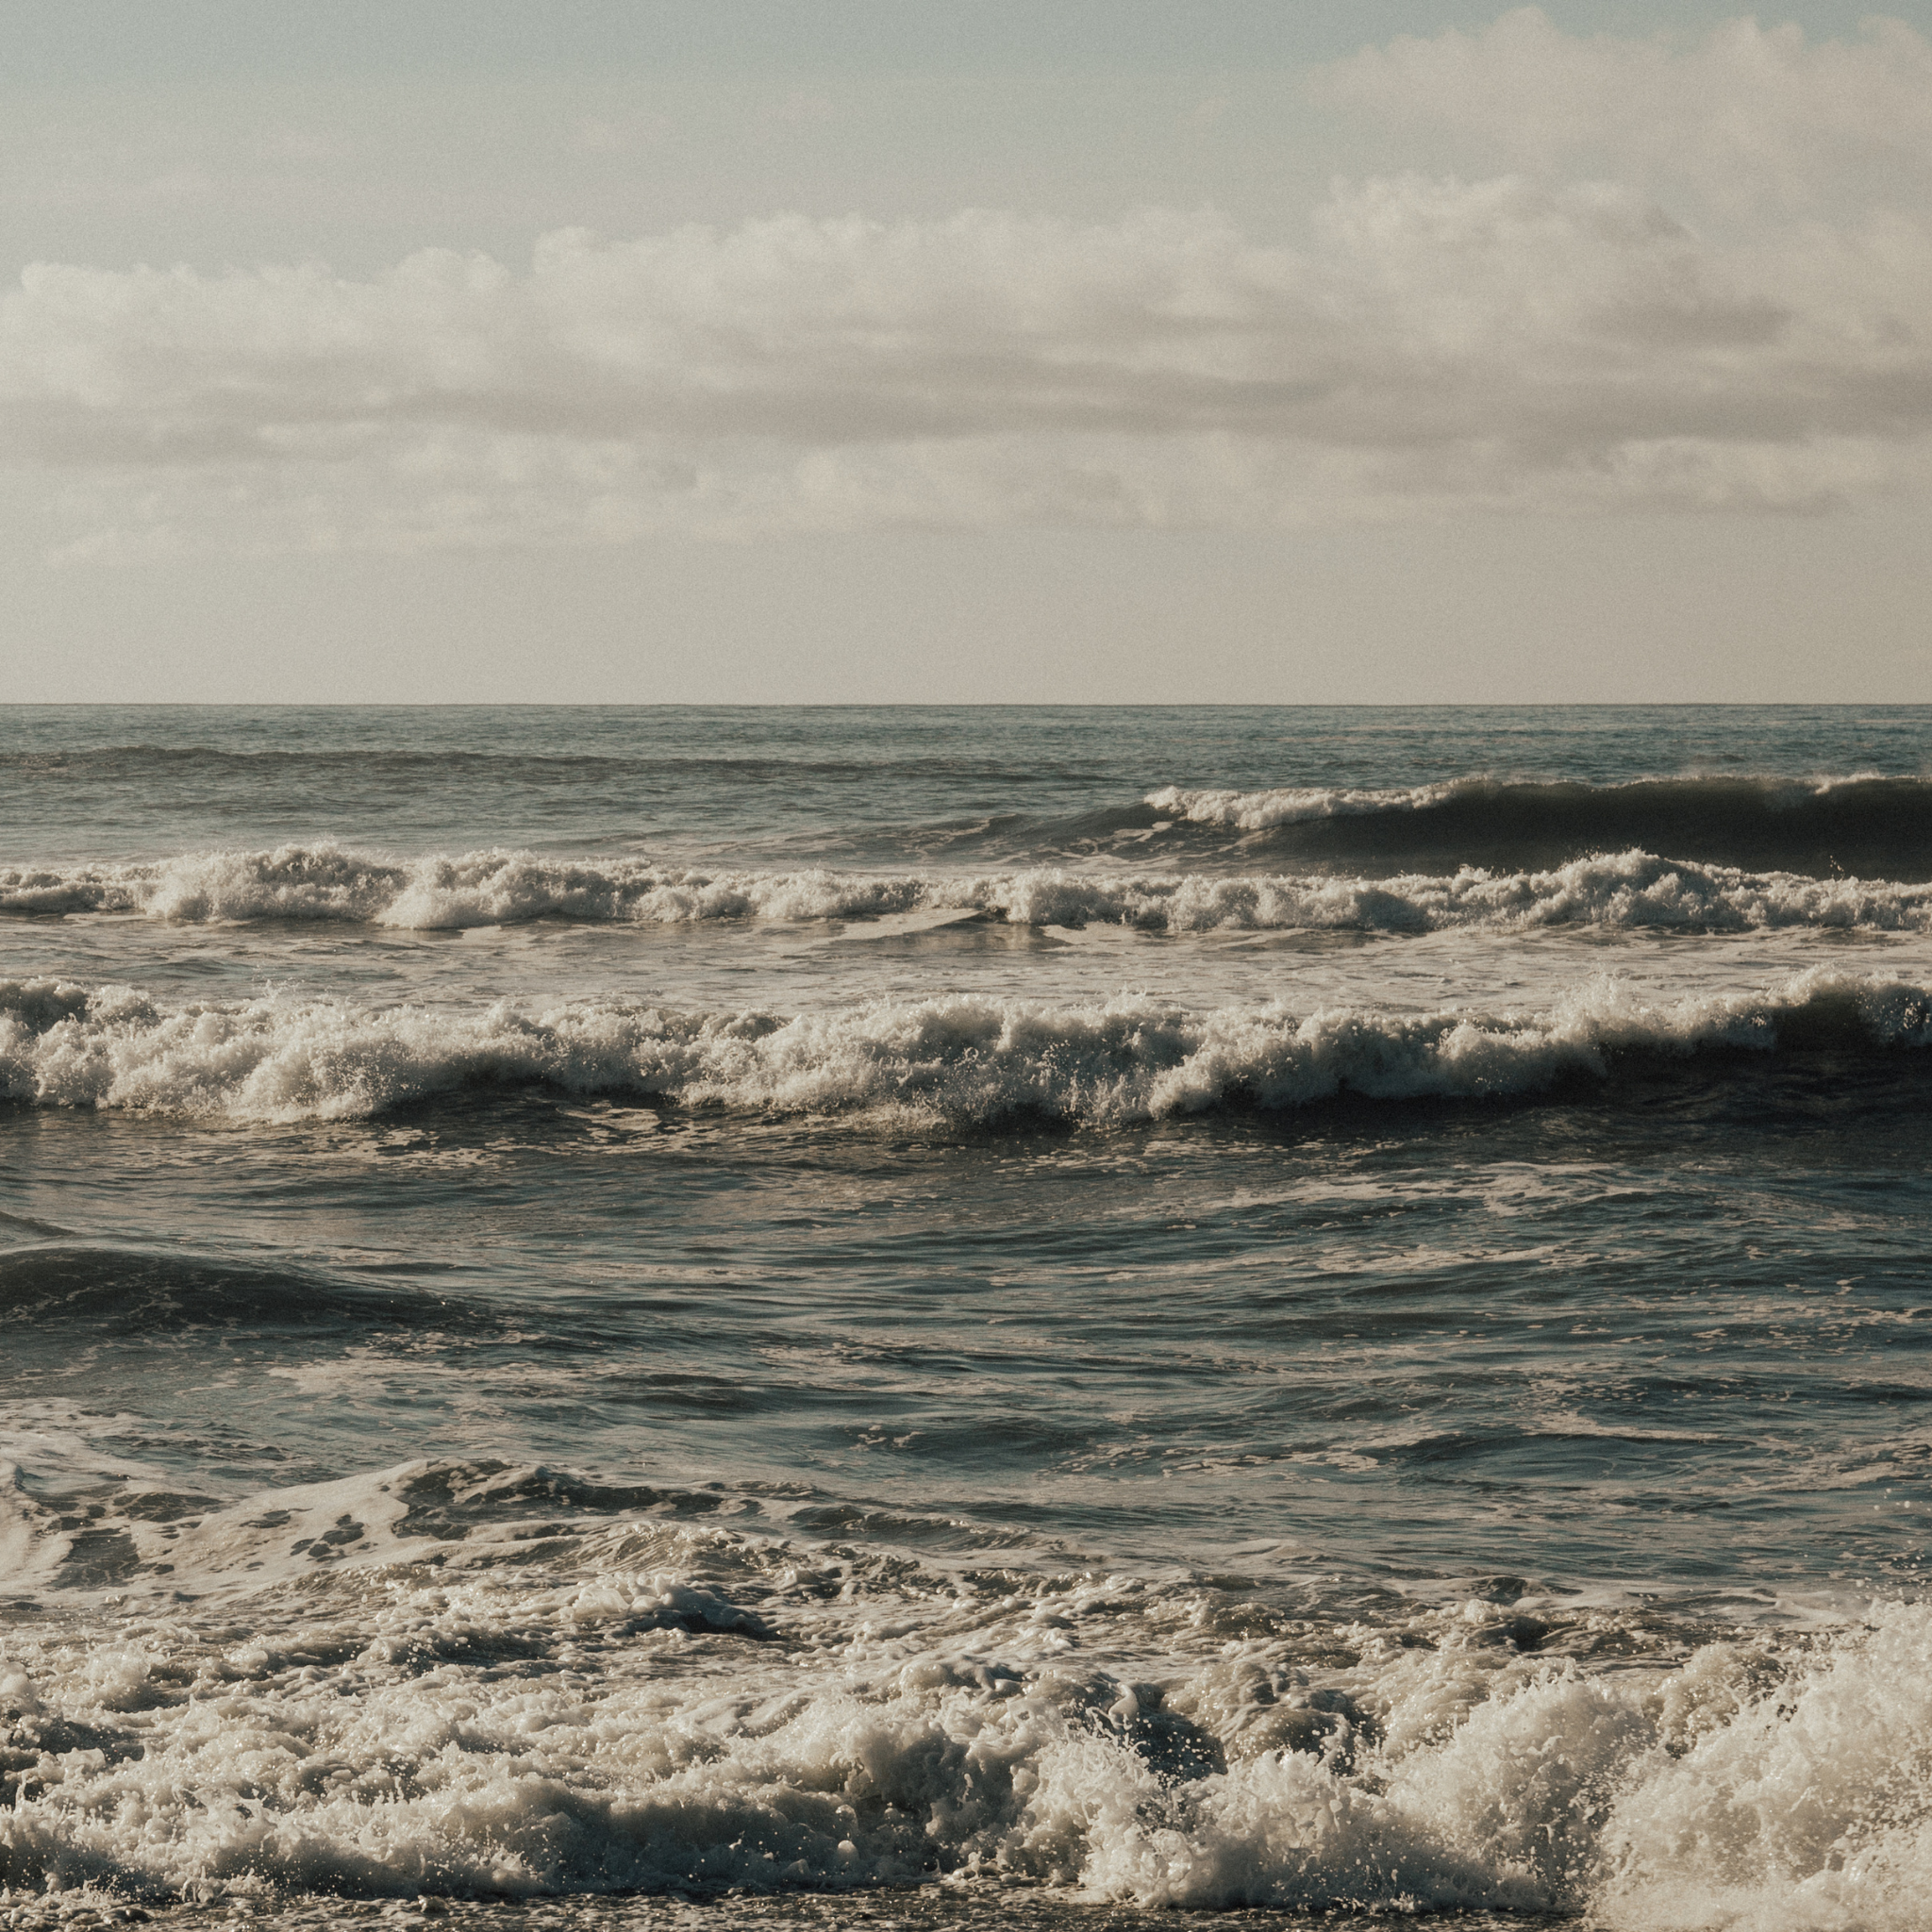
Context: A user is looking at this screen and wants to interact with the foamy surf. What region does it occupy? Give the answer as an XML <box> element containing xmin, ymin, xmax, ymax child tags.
<box><xmin>0</xmin><ymin>1454</ymin><xmax>1929</xmax><ymax>1925</ymax></box>
<box><xmin>6</xmin><ymin>844</ymin><xmax>1932</xmax><ymax>934</ymax></box>
<box><xmin>0</xmin><ymin>968</ymin><xmax>1926</xmax><ymax>1124</ymax></box>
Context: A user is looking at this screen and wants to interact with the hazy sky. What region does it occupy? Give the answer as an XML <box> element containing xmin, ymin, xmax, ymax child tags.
<box><xmin>5</xmin><ymin>2</ymin><xmax>1930</xmax><ymax>703</ymax></box>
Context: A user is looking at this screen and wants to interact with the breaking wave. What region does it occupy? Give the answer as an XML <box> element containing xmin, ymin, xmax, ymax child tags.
<box><xmin>1</xmin><ymin>1454</ymin><xmax>1931</xmax><ymax>1923</ymax></box>
<box><xmin>6</xmin><ymin>842</ymin><xmax>1932</xmax><ymax>933</ymax></box>
<box><xmin>2</xmin><ymin>969</ymin><xmax>1925</xmax><ymax>1124</ymax></box>
<box><xmin>1144</xmin><ymin>773</ymin><xmax>1932</xmax><ymax>875</ymax></box>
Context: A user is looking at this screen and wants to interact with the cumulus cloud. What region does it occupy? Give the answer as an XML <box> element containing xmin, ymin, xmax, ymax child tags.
<box><xmin>4</xmin><ymin>11</ymin><xmax>1932</xmax><ymax>554</ymax></box>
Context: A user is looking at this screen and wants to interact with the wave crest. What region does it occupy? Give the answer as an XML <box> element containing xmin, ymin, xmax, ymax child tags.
<box><xmin>2</xmin><ymin>970</ymin><xmax>1924</xmax><ymax>1124</ymax></box>
<box><xmin>6</xmin><ymin>842</ymin><xmax>1932</xmax><ymax>933</ymax></box>
<box><xmin>1144</xmin><ymin>773</ymin><xmax>1932</xmax><ymax>875</ymax></box>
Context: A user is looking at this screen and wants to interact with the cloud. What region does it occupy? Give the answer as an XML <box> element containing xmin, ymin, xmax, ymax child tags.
<box><xmin>4</xmin><ymin>13</ymin><xmax>1932</xmax><ymax>555</ymax></box>
<box><xmin>1317</xmin><ymin>8</ymin><xmax>1932</xmax><ymax>211</ymax></box>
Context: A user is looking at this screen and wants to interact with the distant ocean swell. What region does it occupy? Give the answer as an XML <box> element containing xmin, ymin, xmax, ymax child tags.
<box><xmin>7</xmin><ymin>844</ymin><xmax>1932</xmax><ymax>933</ymax></box>
<box><xmin>3</xmin><ymin>969</ymin><xmax>1925</xmax><ymax>1124</ymax></box>
<box><xmin>0</xmin><ymin>744</ymin><xmax>1057</xmax><ymax>783</ymax></box>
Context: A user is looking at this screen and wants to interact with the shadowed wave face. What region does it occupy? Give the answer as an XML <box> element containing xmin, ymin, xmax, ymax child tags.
<box><xmin>0</xmin><ymin>1242</ymin><xmax>488</xmax><ymax>1335</ymax></box>
<box><xmin>1138</xmin><ymin>774</ymin><xmax>1932</xmax><ymax>876</ymax></box>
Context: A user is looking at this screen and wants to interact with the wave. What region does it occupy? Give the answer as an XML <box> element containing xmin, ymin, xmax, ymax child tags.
<box><xmin>0</xmin><ymin>1242</ymin><xmax>482</xmax><ymax>1336</ymax></box>
<box><xmin>2</xmin><ymin>969</ymin><xmax>1925</xmax><ymax>1124</ymax></box>
<box><xmin>1144</xmin><ymin>773</ymin><xmax>1932</xmax><ymax>876</ymax></box>
<box><xmin>7</xmin><ymin>842</ymin><xmax>1932</xmax><ymax>933</ymax></box>
<box><xmin>2</xmin><ymin>1452</ymin><xmax>1931</xmax><ymax>1921</ymax></box>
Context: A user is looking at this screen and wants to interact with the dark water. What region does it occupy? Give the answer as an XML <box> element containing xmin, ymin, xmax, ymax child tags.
<box><xmin>2</xmin><ymin>705</ymin><xmax>1931</xmax><ymax>1928</ymax></box>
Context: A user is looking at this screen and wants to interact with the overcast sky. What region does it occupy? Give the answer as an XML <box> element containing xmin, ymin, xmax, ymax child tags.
<box><xmin>6</xmin><ymin>2</ymin><xmax>1930</xmax><ymax>704</ymax></box>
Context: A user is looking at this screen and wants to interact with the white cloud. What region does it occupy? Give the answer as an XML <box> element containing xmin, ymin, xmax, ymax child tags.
<box><xmin>4</xmin><ymin>12</ymin><xmax>1932</xmax><ymax>555</ymax></box>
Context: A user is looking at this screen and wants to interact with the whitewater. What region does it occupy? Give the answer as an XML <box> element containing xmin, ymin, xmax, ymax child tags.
<box><xmin>3</xmin><ymin>704</ymin><xmax>1931</xmax><ymax>1932</ymax></box>
<box><xmin>3</xmin><ymin>967</ymin><xmax>1930</xmax><ymax>1124</ymax></box>
<box><xmin>8</xmin><ymin>841</ymin><xmax>1932</xmax><ymax>933</ymax></box>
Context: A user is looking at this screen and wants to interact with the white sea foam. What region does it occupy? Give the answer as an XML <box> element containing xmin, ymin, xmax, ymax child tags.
<box><xmin>0</xmin><ymin>967</ymin><xmax>1925</xmax><ymax>1124</ymax></box>
<box><xmin>4</xmin><ymin>843</ymin><xmax>1931</xmax><ymax>933</ymax></box>
<box><xmin>1145</xmin><ymin>780</ymin><xmax>1462</xmax><ymax>827</ymax></box>
<box><xmin>1144</xmin><ymin>772</ymin><xmax>1912</xmax><ymax>832</ymax></box>
<box><xmin>2</xmin><ymin>1455</ymin><xmax>1930</xmax><ymax>1924</ymax></box>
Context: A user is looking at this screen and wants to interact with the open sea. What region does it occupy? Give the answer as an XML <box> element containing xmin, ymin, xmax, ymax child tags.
<box><xmin>3</xmin><ymin>703</ymin><xmax>1931</xmax><ymax>1932</ymax></box>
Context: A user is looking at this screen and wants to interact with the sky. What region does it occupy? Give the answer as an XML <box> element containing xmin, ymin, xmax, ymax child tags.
<box><xmin>4</xmin><ymin>1</ymin><xmax>1930</xmax><ymax>704</ymax></box>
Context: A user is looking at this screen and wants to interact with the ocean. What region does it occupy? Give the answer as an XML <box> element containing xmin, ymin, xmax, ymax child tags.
<box><xmin>2</xmin><ymin>703</ymin><xmax>1930</xmax><ymax>1932</ymax></box>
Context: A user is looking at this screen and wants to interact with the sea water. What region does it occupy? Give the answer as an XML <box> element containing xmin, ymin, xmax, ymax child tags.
<box><xmin>2</xmin><ymin>704</ymin><xmax>1930</xmax><ymax>1931</ymax></box>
